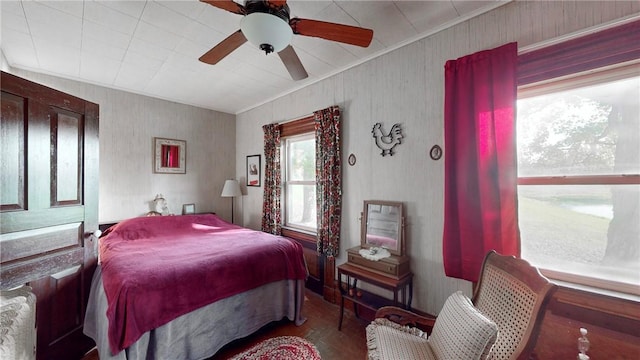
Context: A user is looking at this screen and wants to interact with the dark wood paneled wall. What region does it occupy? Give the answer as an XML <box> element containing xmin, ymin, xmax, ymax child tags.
<box><xmin>533</xmin><ymin>286</ymin><xmax>639</xmax><ymax>359</ymax></box>
<box><xmin>282</xmin><ymin>228</ymin><xmax>326</xmax><ymax>297</ymax></box>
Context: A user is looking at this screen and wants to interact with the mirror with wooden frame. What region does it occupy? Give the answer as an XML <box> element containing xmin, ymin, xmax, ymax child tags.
<box><xmin>361</xmin><ymin>200</ymin><xmax>404</xmax><ymax>256</ymax></box>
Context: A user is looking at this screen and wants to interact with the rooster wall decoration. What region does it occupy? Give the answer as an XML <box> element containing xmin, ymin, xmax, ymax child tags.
<box><xmin>372</xmin><ymin>123</ymin><xmax>403</xmax><ymax>156</ymax></box>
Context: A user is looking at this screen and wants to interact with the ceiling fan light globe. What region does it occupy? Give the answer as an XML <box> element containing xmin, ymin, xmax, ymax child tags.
<box><xmin>241</xmin><ymin>13</ymin><xmax>292</xmax><ymax>54</ymax></box>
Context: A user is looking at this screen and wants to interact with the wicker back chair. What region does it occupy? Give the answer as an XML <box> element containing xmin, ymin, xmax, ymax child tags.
<box><xmin>367</xmin><ymin>251</ymin><xmax>557</xmax><ymax>360</ymax></box>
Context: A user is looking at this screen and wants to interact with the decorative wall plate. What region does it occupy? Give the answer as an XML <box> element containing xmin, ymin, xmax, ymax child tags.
<box><xmin>430</xmin><ymin>145</ymin><xmax>442</xmax><ymax>160</ymax></box>
<box><xmin>348</xmin><ymin>153</ymin><xmax>356</xmax><ymax>166</ymax></box>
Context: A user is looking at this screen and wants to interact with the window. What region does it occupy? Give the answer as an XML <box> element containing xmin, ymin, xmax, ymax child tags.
<box><xmin>278</xmin><ymin>116</ymin><xmax>317</xmax><ymax>234</ymax></box>
<box><xmin>517</xmin><ymin>68</ymin><xmax>640</xmax><ymax>294</ymax></box>
<box><xmin>282</xmin><ymin>131</ymin><xmax>316</xmax><ymax>232</ymax></box>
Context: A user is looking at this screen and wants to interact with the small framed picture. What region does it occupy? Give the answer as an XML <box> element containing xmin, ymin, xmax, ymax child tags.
<box><xmin>246</xmin><ymin>155</ymin><xmax>261</xmax><ymax>187</ymax></box>
<box><xmin>182</xmin><ymin>203</ymin><xmax>195</xmax><ymax>215</ymax></box>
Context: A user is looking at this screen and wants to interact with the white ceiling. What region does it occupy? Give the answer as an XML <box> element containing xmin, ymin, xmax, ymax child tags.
<box><xmin>1</xmin><ymin>0</ymin><xmax>508</xmax><ymax>114</ymax></box>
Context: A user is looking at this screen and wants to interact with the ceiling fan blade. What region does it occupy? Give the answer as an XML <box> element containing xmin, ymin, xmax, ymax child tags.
<box><xmin>290</xmin><ymin>18</ymin><xmax>373</xmax><ymax>47</ymax></box>
<box><xmin>199</xmin><ymin>30</ymin><xmax>247</xmax><ymax>65</ymax></box>
<box><xmin>278</xmin><ymin>45</ymin><xmax>308</xmax><ymax>81</ymax></box>
<box><xmin>200</xmin><ymin>0</ymin><xmax>245</xmax><ymax>15</ymax></box>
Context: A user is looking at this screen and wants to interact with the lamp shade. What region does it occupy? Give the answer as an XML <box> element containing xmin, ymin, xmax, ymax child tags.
<box><xmin>240</xmin><ymin>13</ymin><xmax>293</xmax><ymax>53</ymax></box>
<box><xmin>221</xmin><ymin>179</ymin><xmax>242</xmax><ymax>197</ymax></box>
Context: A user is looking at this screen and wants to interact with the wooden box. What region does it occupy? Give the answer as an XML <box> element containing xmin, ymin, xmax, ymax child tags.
<box><xmin>346</xmin><ymin>246</ymin><xmax>410</xmax><ymax>279</ymax></box>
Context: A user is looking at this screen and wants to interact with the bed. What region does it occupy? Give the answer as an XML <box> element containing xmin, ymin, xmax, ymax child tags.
<box><xmin>83</xmin><ymin>214</ymin><xmax>308</xmax><ymax>360</ymax></box>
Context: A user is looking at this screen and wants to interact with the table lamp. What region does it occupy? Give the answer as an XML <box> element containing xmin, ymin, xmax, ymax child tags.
<box><xmin>221</xmin><ymin>179</ymin><xmax>242</xmax><ymax>223</ymax></box>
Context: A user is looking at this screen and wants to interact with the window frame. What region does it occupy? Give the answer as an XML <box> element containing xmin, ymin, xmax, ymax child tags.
<box><xmin>515</xmin><ymin>19</ymin><xmax>640</xmax><ymax>296</ymax></box>
<box><xmin>282</xmin><ymin>133</ymin><xmax>317</xmax><ymax>232</ymax></box>
<box><xmin>516</xmin><ymin>66</ymin><xmax>640</xmax><ymax>296</ymax></box>
<box><xmin>279</xmin><ymin>115</ymin><xmax>316</xmax><ymax>234</ymax></box>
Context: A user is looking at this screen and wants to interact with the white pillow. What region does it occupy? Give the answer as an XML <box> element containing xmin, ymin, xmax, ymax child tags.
<box><xmin>428</xmin><ymin>291</ymin><xmax>498</xmax><ymax>360</ymax></box>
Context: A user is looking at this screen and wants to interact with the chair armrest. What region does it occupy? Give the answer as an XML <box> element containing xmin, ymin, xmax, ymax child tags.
<box><xmin>375</xmin><ymin>306</ymin><xmax>437</xmax><ymax>334</ymax></box>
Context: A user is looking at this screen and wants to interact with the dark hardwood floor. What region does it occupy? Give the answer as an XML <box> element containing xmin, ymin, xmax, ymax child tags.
<box><xmin>81</xmin><ymin>289</ymin><xmax>369</xmax><ymax>360</ymax></box>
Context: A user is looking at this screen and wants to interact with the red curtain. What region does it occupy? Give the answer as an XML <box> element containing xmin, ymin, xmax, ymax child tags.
<box><xmin>443</xmin><ymin>42</ymin><xmax>520</xmax><ymax>282</ymax></box>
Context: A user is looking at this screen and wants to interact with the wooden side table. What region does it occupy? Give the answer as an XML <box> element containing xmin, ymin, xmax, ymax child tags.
<box><xmin>337</xmin><ymin>263</ymin><xmax>413</xmax><ymax>330</ymax></box>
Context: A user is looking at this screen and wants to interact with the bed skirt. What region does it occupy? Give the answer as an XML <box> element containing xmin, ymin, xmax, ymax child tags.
<box><xmin>83</xmin><ymin>266</ymin><xmax>306</xmax><ymax>360</ymax></box>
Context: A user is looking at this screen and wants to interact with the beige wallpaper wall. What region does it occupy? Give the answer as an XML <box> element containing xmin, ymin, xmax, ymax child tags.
<box><xmin>0</xmin><ymin>52</ymin><xmax>8</xmax><ymax>72</ymax></box>
<box><xmin>4</xmin><ymin>67</ymin><xmax>236</xmax><ymax>224</ymax></box>
<box><xmin>235</xmin><ymin>1</ymin><xmax>640</xmax><ymax>315</ymax></box>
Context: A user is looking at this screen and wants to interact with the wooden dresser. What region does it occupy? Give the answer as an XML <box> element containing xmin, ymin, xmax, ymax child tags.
<box><xmin>346</xmin><ymin>246</ymin><xmax>410</xmax><ymax>279</ymax></box>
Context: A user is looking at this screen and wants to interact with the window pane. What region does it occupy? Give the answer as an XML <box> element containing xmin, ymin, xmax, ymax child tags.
<box><xmin>517</xmin><ymin>76</ymin><xmax>640</xmax><ymax>177</ymax></box>
<box><xmin>287</xmin><ymin>137</ymin><xmax>315</xmax><ymax>181</ymax></box>
<box><xmin>286</xmin><ymin>184</ymin><xmax>317</xmax><ymax>229</ymax></box>
<box><xmin>283</xmin><ymin>134</ymin><xmax>316</xmax><ymax>231</ymax></box>
<box><xmin>519</xmin><ymin>184</ymin><xmax>640</xmax><ymax>286</ymax></box>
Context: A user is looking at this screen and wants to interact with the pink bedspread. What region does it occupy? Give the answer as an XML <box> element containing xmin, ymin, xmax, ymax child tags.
<box><xmin>99</xmin><ymin>214</ymin><xmax>307</xmax><ymax>354</ymax></box>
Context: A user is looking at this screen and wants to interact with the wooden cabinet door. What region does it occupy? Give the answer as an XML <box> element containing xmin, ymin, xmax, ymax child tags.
<box><xmin>1</xmin><ymin>71</ymin><xmax>99</xmax><ymax>360</ymax></box>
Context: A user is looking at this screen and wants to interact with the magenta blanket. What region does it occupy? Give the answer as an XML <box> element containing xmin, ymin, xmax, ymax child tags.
<box><xmin>99</xmin><ymin>214</ymin><xmax>307</xmax><ymax>354</ymax></box>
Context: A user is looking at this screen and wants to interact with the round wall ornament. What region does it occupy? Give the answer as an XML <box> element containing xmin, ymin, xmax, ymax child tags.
<box><xmin>348</xmin><ymin>153</ymin><xmax>356</xmax><ymax>166</ymax></box>
<box><xmin>430</xmin><ymin>145</ymin><xmax>442</xmax><ymax>160</ymax></box>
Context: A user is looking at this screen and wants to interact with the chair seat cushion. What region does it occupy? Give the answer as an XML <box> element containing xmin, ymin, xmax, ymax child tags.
<box><xmin>429</xmin><ymin>291</ymin><xmax>498</xmax><ymax>360</ymax></box>
<box><xmin>366</xmin><ymin>318</ymin><xmax>435</xmax><ymax>360</ymax></box>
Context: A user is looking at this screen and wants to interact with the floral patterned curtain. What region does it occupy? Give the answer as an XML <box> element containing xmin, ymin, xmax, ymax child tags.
<box><xmin>315</xmin><ymin>106</ymin><xmax>342</xmax><ymax>257</ymax></box>
<box><xmin>261</xmin><ymin>124</ymin><xmax>282</xmax><ymax>235</ymax></box>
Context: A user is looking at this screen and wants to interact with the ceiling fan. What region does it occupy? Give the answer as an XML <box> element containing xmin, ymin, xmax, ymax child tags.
<box><xmin>199</xmin><ymin>0</ymin><xmax>374</xmax><ymax>81</ymax></box>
